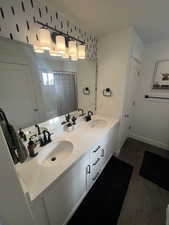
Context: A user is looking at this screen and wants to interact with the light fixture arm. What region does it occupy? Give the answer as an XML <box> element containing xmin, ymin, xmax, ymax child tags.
<box><xmin>35</xmin><ymin>20</ymin><xmax>86</xmax><ymax>45</ymax></box>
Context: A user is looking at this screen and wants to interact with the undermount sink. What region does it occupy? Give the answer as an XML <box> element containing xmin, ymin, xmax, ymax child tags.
<box><xmin>40</xmin><ymin>141</ymin><xmax>73</xmax><ymax>167</ymax></box>
<box><xmin>89</xmin><ymin>119</ymin><xmax>107</xmax><ymax>128</ymax></box>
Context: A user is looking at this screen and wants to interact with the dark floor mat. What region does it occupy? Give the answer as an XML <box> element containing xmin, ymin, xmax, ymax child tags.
<box><xmin>67</xmin><ymin>156</ymin><xmax>133</xmax><ymax>225</ymax></box>
<box><xmin>140</xmin><ymin>151</ymin><xmax>169</xmax><ymax>191</ymax></box>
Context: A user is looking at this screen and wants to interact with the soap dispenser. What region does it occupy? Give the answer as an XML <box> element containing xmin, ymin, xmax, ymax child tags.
<box><xmin>18</xmin><ymin>128</ymin><xmax>27</xmax><ymax>142</ymax></box>
<box><xmin>27</xmin><ymin>138</ymin><xmax>38</xmax><ymax>158</ymax></box>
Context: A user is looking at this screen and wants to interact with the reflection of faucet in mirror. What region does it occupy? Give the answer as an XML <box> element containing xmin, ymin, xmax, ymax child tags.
<box><xmin>61</xmin><ymin>113</ymin><xmax>71</xmax><ymax>125</ymax></box>
<box><xmin>78</xmin><ymin>108</ymin><xmax>85</xmax><ymax>116</ymax></box>
<box><xmin>65</xmin><ymin>113</ymin><xmax>71</xmax><ymax>123</ymax></box>
<box><xmin>71</xmin><ymin>116</ymin><xmax>77</xmax><ymax>125</ymax></box>
<box><xmin>85</xmin><ymin>111</ymin><xmax>94</xmax><ymax>122</ymax></box>
<box><xmin>35</xmin><ymin>124</ymin><xmax>41</xmax><ymax>135</ymax></box>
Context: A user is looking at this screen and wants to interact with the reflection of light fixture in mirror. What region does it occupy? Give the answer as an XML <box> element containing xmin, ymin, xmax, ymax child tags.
<box><xmin>33</xmin><ymin>40</ymin><xmax>44</xmax><ymax>53</ymax></box>
<box><xmin>69</xmin><ymin>40</ymin><xmax>77</xmax><ymax>57</ymax></box>
<box><xmin>78</xmin><ymin>45</ymin><xmax>86</xmax><ymax>59</ymax></box>
<box><xmin>71</xmin><ymin>54</ymin><xmax>78</xmax><ymax>61</ymax></box>
<box><xmin>38</xmin><ymin>28</ymin><xmax>51</xmax><ymax>50</ymax></box>
<box><xmin>50</xmin><ymin>43</ymin><xmax>57</xmax><ymax>56</ymax></box>
<box><xmin>62</xmin><ymin>48</ymin><xmax>69</xmax><ymax>59</ymax></box>
<box><xmin>56</xmin><ymin>35</ymin><xmax>66</xmax><ymax>55</ymax></box>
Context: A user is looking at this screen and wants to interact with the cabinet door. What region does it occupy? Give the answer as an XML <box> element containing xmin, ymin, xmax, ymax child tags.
<box><xmin>43</xmin><ymin>154</ymin><xmax>89</xmax><ymax>225</ymax></box>
<box><xmin>100</xmin><ymin>122</ymin><xmax>119</xmax><ymax>166</ymax></box>
<box><xmin>0</xmin><ymin>62</ymin><xmax>39</xmax><ymax>129</ymax></box>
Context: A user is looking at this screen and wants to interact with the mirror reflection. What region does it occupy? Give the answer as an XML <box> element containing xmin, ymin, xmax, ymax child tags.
<box><xmin>0</xmin><ymin>37</ymin><xmax>96</xmax><ymax>129</ymax></box>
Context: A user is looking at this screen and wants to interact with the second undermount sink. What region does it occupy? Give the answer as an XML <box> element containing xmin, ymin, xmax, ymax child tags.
<box><xmin>40</xmin><ymin>141</ymin><xmax>73</xmax><ymax>167</ymax></box>
<box><xmin>89</xmin><ymin>119</ymin><xmax>107</xmax><ymax>128</ymax></box>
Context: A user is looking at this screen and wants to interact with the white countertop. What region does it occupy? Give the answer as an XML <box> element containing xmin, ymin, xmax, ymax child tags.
<box><xmin>15</xmin><ymin>114</ymin><xmax>119</xmax><ymax>201</ymax></box>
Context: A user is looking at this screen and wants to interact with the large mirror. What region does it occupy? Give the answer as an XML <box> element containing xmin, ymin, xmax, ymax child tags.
<box><xmin>0</xmin><ymin>37</ymin><xmax>97</xmax><ymax>129</ymax></box>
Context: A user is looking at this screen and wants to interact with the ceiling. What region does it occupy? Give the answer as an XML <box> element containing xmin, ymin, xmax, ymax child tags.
<box><xmin>49</xmin><ymin>0</ymin><xmax>169</xmax><ymax>43</ymax></box>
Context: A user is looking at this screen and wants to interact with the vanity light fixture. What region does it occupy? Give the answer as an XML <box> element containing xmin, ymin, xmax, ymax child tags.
<box><xmin>38</xmin><ymin>28</ymin><xmax>51</xmax><ymax>50</ymax></box>
<box><xmin>78</xmin><ymin>44</ymin><xmax>86</xmax><ymax>59</ymax></box>
<box><xmin>33</xmin><ymin>20</ymin><xmax>86</xmax><ymax>61</ymax></box>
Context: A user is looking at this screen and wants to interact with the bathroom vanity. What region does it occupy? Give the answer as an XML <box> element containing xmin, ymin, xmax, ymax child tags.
<box><xmin>16</xmin><ymin>114</ymin><xmax>119</xmax><ymax>225</ymax></box>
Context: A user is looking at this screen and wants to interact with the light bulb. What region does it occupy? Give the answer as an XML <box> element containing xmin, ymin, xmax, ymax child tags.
<box><xmin>56</xmin><ymin>35</ymin><xmax>66</xmax><ymax>55</ymax></box>
<box><xmin>33</xmin><ymin>40</ymin><xmax>44</xmax><ymax>53</ymax></box>
<box><xmin>38</xmin><ymin>28</ymin><xmax>51</xmax><ymax>50</ymax></box>
<box><xmin>71</xmin><ymin>54</ymin><xmax>78</xmax><ymax>61</ymax></box>
<box><xmin>50</xmin><ymin>43</ymin><xmax>57</xmax><ymax>56</ymax></box>
<box><xmin>62</xmin><ymin>48</ymin><xmax>69</xmax><ymax>59</ymax></box>
<box><xmin>78</xmin><ymin>45</ymin><xmax>86</xmax><ymax>59</ymax></box>
<box><xmin>69</xmin><ymin>40</ymin><xmax>77</xmax><ymax>57</ymax></box>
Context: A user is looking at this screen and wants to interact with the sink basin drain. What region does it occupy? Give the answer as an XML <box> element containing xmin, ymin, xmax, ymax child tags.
<box><xmin>51</xmin><ymin>157</ymin><xmax>56</xmax><ymax>161</ymax></box>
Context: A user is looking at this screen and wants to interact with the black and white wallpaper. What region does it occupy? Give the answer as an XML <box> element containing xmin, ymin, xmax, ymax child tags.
<box><xmin>0</xmin><ymin>0</ymin><xmax>97</xmax><ymax>60</ymax></box>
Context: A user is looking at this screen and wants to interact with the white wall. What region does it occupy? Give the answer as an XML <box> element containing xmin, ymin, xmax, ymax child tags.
<box><xmin>97</xmin><ymin>28</ymin><xmax>132</xmax><ymax>118</ymax></box>
<box><xmin>131</xmin><ymin>39</ymin><xmax>169</xmax><ymax>150</ymax></box>
<box><xmin>97</xmin><ymin>27</ymin><xmax>144</xmax><ymax>151</ymax></box>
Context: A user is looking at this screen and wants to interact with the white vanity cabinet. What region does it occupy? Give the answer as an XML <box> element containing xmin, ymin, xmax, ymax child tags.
<box><xmin>31</xmin><ymin>120</ymin><xmax>119</xmax><ymax>225</ymax></box>
<box><xmin>86</xmin><ymin>121</ymin><xmax>119</xmax><ymax>190</ymax></box>
<box><xmin>101</xmin><ymin>121</ymin><xmax>119</xmax><ymax>164</ymax></box>
<box><xmin>41</xmin><ymin>153</ymin><xmax>89</xmax><ymax>225</ymax></box>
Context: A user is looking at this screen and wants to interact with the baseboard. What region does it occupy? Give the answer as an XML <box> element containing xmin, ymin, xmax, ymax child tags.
<box><xmin>129</xmin><ymin>133</ymin><xmax>169</xmax><ymax>151</ymax></box>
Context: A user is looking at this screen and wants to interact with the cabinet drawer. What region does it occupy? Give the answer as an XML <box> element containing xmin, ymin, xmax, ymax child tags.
<box><xmin>91</xmin><ymin>171</ymin><xmax>100</xmax><ymax>184</ymax></box>
<box><xmin>91</xmin><ymin>156</ymin><xmax>102</xmax><ymax>181</ymax></box>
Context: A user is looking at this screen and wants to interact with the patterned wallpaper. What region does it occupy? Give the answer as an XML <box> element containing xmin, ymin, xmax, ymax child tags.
<box><xmin>0</xmin><ymin>0</ymin><xmax>97</xmax><ymax>60</ymax></box>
